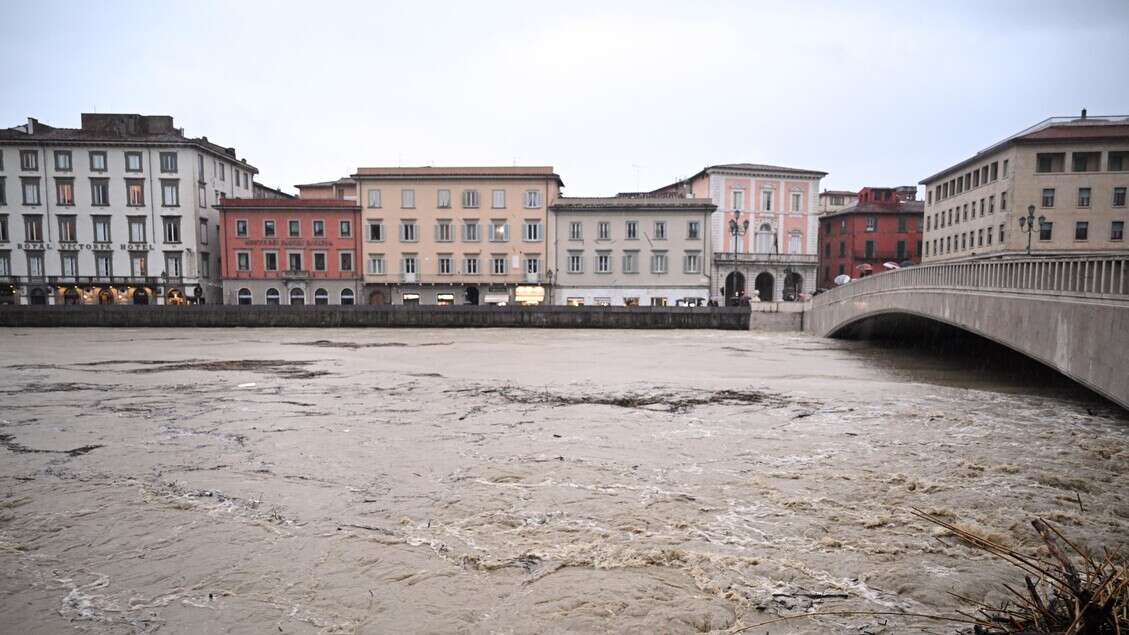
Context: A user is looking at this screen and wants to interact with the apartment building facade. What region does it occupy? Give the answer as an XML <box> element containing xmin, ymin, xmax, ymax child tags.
<box><xmin>648</xmin><ymin>163</ymin><xmax>826</xmax><ymax>303</ymax></box>
<box><xmin>351</xmin><ymin>166</ymin><xmax>563</xmax><ymax>305</ymax></box>
<box><xmin>218</xmin><ymin>198</ymin><xmax>361</xmax><ymax>305</ymax></box>
<box><xmin>818</xmin><ymin>189</ymin><xmax>859</xmax><ymax>215</ymax></box>
<box><xmin>817</xmin><ymin>187</ymin><xmax>924</xmax><ymax>289</ymax></box>
<box><xmin>549</xmin><ymin>197</ymin><xmax>715</xmax><ymax>306</ymax></box>
<box><xmin>296</xmin><ymin>177</ymin><xmax>357</xmax><ymax>201</ymax></box>
<box><xmin>0</xmin><ymin>113</ymin><xmax>257</xmax><ymax>305</ymax></box>
<box><xmin>921</xmin><ymin>113</ymin><xmax>1129</xmax><ymax>262</ymax></box>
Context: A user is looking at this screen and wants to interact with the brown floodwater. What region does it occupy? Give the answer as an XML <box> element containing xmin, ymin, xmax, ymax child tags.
<box><xmin>0</xmin><ymin>327</ymin><xmax>1126</xmax><ymax>634</ymax></box>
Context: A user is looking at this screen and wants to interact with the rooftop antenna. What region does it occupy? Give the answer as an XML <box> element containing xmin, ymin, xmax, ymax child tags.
<box><xmin>632</xmin><ymin>164</ymin><xmax>645</xmax><ymax>192</ymax></box>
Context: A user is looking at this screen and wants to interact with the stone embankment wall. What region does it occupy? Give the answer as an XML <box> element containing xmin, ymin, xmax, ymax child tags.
<box><xmin>0</xmin><ymin>305</ymin><xmax>755</xmax><ymax>330</ymax></box>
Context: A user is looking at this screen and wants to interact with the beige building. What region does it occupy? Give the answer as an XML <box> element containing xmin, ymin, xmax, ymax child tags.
<box><xmin>295</xmin><ymin>177</ymin><xmax>356</xmax><ymax>201</ymax></box>
<box><xmin>921</xmin><ymin>112</ymin><xmax>1129</xmax><ymax>262</ymax></box>
<box><xmin>818</xmin><ymin>189</ymin><xmax>859</xmax><ymax>215</ymax></box>
<box><xmin>350</xmin><ymin>166</ymin><xmax>563</xmax><ymax>305</ymax></box>
<box><xmin>550</xmin><ymin>197</ymin><xmax>715</xmax><ymax>306</ymax></box>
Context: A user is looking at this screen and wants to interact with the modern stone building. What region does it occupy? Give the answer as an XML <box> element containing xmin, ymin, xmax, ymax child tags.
<box><xmin>817</xmin><ymin>186</ymin><xmax>924</xmax><ymax>289</ymax></box>
<box><xmin>549</xmin><ymin>196</ymin><xmax>715</xmax><ymax>306</ymax></box>
<box><xmin>647</xmin><ymin>163</ymin><xmax>827</xmax><ymax>303</ymax></box>
<box><xmin>350</xmin><ymin>166</ymin><xmax>563</xmax><ymax>305</ymax></box>
<box><xmin>218</xmin><ymin>198</ymin><xmax>362</xmax><ymax>305</ymax></box>
<box><xmin>921</xmin><ymin>112</ymin><xmax>1129</xmax><ymax>262</ymax></box>
<box><xmin>0</xmin><ymin>113</ymin><xmax>257</xmax><ymax>304</ymax></box>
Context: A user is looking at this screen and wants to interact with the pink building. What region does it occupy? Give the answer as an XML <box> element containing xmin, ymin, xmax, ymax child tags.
<box><xmin>218</xmin><ymin>198</ymin><xmax>362</xmax><ymax>305</ymax></box>
<box><xmin>648</xmin><ymin>163</ymin><xmax>827</xmax><ymax>303</ymax></box>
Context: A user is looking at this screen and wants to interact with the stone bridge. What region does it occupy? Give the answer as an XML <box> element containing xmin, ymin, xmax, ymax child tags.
<box><xmin>808</xmin><ymin>256</ymin><xmax>1129</xmax><ymax>410</ymax></box>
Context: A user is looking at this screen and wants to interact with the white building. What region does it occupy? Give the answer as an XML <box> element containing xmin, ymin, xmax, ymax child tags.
<box><xmin>0</xmin><ymin>113</ymin><xmax>257</xmax><ymax>304</ymax></box>
<box><xmin>549</xmin><ymin>197</ymin><xmax>715</xmax><ymax>306</ymax></box>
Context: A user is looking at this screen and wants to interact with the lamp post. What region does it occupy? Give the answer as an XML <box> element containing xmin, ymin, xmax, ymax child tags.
<box><xmin>1017</xmin><ymin>204</ymin><xmax>1044</xmax><ymax>256</ymax></box>
<box><xmin>727</xmin><ymin>210</ymin><xmax>750</xmax><ymax>303</ymax></box>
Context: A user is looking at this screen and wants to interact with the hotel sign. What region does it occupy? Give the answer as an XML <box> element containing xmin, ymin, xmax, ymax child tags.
<box><xmin>17</xmin><ymin>242</ymin><xmax>154</xmax><ymax>251</ymax></box>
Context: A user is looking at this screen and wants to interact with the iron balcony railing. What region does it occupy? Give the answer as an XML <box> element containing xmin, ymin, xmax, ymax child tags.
<box><xmin>815</xmin><ymin>254</ymin><xmax>1129</xmax><ymax>306</ymax></box>
<box><xmin>713</xmin><ymin>253</ymin><xmax>819</xmax><ymax>265</ymax></box>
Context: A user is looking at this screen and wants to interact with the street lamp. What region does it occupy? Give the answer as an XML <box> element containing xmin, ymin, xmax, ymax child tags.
<box><xmin>727</xmin><ymin>210</ymin><xmax>751</xmax><ymax>304</ymax></box>
<box><xmin>1017</xmin><ymin>204</ymin><xmax>1045</xmax><ymax>255</ymax></box>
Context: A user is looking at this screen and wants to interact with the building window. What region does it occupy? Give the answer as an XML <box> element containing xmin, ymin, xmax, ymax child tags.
<box><xmin>160</xmin><ymin>152</ymin><xmax>178</xmax><ymax>173</ymax></box>
<box><xmin>55</xmin><ymin>179</ymin><xmax>75</xmax><ymax>206</ymax></box>
<box><xmin>625</xmin><ymin>220</ymin><xmax>638</xmax><ymax>240</ymax></box>
<box><xmin>1036</xmin><ymin>153</ymin><xmax>1064</xmax><ymax>173</ymax></box>
<box><xmin>523</xmin><ymin>220</ymin><xmax>543</xmax><ymax>241</ymax></box>
<box><xmin>653</xmin><ymin>221</ymin><xmax>667</xmax><ymax>240</ymax></box>
<box><xmin>367</xmin><ymin>254</ymin><xmax>385</xmax><ymax>274</ymax></box>
<box><xmin>595</xmin><ymin>252</ymin><xmax>611</xmax><ymax>273</ymax></box>
<box><xmin>238</xmin><ymin>288</ymin><xmax>253</xmax><ymax>304</ymax></box>
<box><xmin>651</xmin><ymin>252</ymin><xmax>668</xmax><ymax>274</ymax></box>
<box><xmin>622</xmin><ymin>251</ymin><xmax>638</xmax><ymax>273</ymax></box>
<box><xmin>162</xmin><ymin>217</ymin><xmax>181</xmax><ymax>243</ymax></box>
<box><xmin>161</xmin><ymin>180</ymin><xmax>179</xmax><ymax>206</ymax></box>
<box><xmin>1072</xmin><ymin>152</ymin><xmax>1099</xmax><ymax>172</ymax></box>
<box><xmin>488</xmin><ymin>220</ymin><xmax>508</xmax><ymax>241</ymax></box>
<box><xmin>897</xmin><ymin>216</ymin><xmax>907</xmax><ymax>232</ymax></box>
<box><xmin>1078</xmin><ymin>187</ymin><xmax>1091</xmax><ymax>208</ymax></box>
<box><xmin>314</xmin><ymin>288</ymin><xmax>329</xmax><ymax>305</ymax></box>
<box><xmin>791</xmin><ymin>192</ymin><xmax>802</xmax><ymax>212</ymax></box>
<box><xmin>401</xmin><ymin>189</ymin><xmax>415</xmax><ymax>208</ymax></box>
<box><xmin>368</xmin><ymin>189</ymin><xmax>382</xmax><ymax>208</ymax></box>
<box><xmin>164</xmin><ymin>252</ymin><xmax>183</xmax><ymax>277</ymax></box>
<box><xmin>525</xmin><ymin>256</ymin><xmax>540</xmax><ymax>275</ymax></box>
<box><xmin>1075</xmin><ymin>221</ymin><xmax>1089</xmax><ymax>241</ymax></box>
<box><xmin>1110</xmin><ymin>152</ymin><xmax>1128</xmax><ymax>171</ymax></box>
<box><xmin>200</xmin><ymin>253</ymin><xmax>211</xmax><ymax>278</ymax></box>
<box><xmin>683</xmin><ymin>252</ymin><xmax>700</xmax><ymax>273</ymax></box>
<box><xmin>339</xmin><ymin>251</ymin><xmax>354</xmax><ymax>272</ymax></box>
<box><xmin>1112</xmin><ymin>221</ymin><xmax>1125</xmax><ymax>241</ymax></box>
<box><xmin>1001</xmin><ymin>191</ymin><xmax>1008</xmax><ymax>211</ymax></box>
<box><xmin>61</xmin><ymin>251</ymin><xmax>79</xmax><ymax>276</ymax></box>
<box><xmin>55</xmin><ymin>215</ymin><xmax>76</xmax><ymax>242</ymax></box>
<box><xmin>92</xmin><ymin>216</ymin><xmax>111</xmax><ymax>242</ymax></box>
<box><xmin>127</xmin><ymin>216</ymin><xmax>145</xmax><ymax>243</ymax></box>
<box><xmin>1113</xmin><ymin>187</ymin><xmax>1126</xmax><ymax>207</ymax></box>
<box><xmin>23</xmin><ymin>214</ymin><xmax>44</xmax><ymax>242</ymax></box>
<box><xmin>435</xmin><ymin>220</ymin><xmax>453</xmax><ymax>242</ymax></box>
<box><xmin>94</xmin><ymin>251</ymin><xmax>112</xmax><ymax>277</ymax></box>
<box><xmin>461</xmin><ymin>190</ymin><xmax>480</xmax><ymax>208</ymax></box>
<box><xmin>1039</xmin><ymin>221</ymin><xmax>1053</xmax><ymax>241</ymax></box>
<box><xmin>491</xmin><ymin>190</ymin><xmax>505</xmax><ymax>209</ymax></box>
<box><xmin>896</xmin><ymin>240</ymin><xmax>906</xmax><ymax>259</ymax></box>
<box><xmin>89</xmin><ymin>151</ymin><xmax>107</xmax><ymax>172</ymax></box>
<box><xmin>591</xmin><ymin>221</ymin><xmax>607</xmax><ymax>241</ymax></box>
<box><xmin>263</xmin><ymin>220</ymin><xmax>276</xmax><ymax>237</ymax></box>
<box><xmin>1042</xmin><ymin>188</ymin><xmax>1055</xmax><ymax>208</ymax></box>
<box><xmin>367</xmin><ymin>220</ymin><xmax>383</xmax><ymax>241</ymax></box>
<box><xmin>19</xmin><ymin>150</ymin><xmax>38</xmax><ymax>171</ymax></box>
<box><xmin>567</xmin><ymin>252</ymin><xmax>583</xmax><ymax>273</ymax></box>
<box><xmin>463</xmin><ymin>220</ymin><xmax>480</xmax><ymax>242</ymax></box>
<box><xmin>400</xmin><ymin>220</ymin><xmax>418</xmax><ymax>242</ymax></box>
<box><xmin>437</xmin><ymin>189</ymin><xmax>451</xmax><ymax>208</ymax></box>
<box><xmin>568</xmin><ymin>221</ymin><xmax>582</xmax><ymax>240</ymax></box>
<box><xmin>200</xmin><ymin>218</ymin><xmax>208</xmax><ymax>245</ymax></box>
<box><xmin>284</xmin><ymin>219</ymin><xmax>299</xmax><ymax>237</ymax></box>
<box><xmin>313</xmin><ymin>219</ymin><xmax>325</xmax><ymax>237</ymax></box>
<box><xmin>687</xmin><ymin>221</ymin><xmax>700</xmax><ymax>239</ymax></box>
<box><xmin>125</xmin><ymin>152</ymin><xmax>143</xmax><ymax>172</ymax></box>
<box><xmin>54</xmin><ymin>150</ymin><xmax>72</xmax><ymax>172</ymax></box>
<box><xmin>0</xmin><ymin>251</ymin><xmax>10</xmax><ymax>276</ymax></box>
<box><xmin>339</xmin><ymin>220</ymin><xmax>352</xmax><ymax>237</ymax></box>
<box><xmin>340</xmin><ymin>289</ymin><xmax>355</xmax><ymax>305</ymax></box>
<box><xmin>864</xmin><ymin>240</ymin><xmax>875</xmax><ymax>258</ymax></box>
<box><xmin>287</xmin><ymin>252</ymin><xmax>303</xmax><ymax>272</ymax></box>
<box><xmin>307</xmin><ymin>251</ymin><xmax>323</xmax><ymax>272</ymax></box>
<box><xmin>865</xmin><ymin>215</ymin><xmax>876</xmax><ymax>232</ymax></box>
<box><xmin>264</xmin><ymin>251</ymin><xmax>278</xmax><ymax>271</ymax></box>
<box><xmin>463</xmin><ymin>255</ymin><xmax>479</xmax><ymax>275</ymax></box>
<box><xmin>732</xmin><ymin>189</ymin><xmax>744</xmax><ymax>210</ymax></box>
<box><xmin>523</xmin><ymin>190</ymin><xmax>541</xmax><ymax>208</ymax></box>
<box><xmin>199</xmin><ymin>183</ymin><xmax>206</xmax><ymax>207</ymax></box>
<box><xmin>21</xmin><ymin>179</ymin><xmax>40</xmax><ymax>205</ymax></box>
<box><xmin>125</xmin><ymin>179</ymin><xmax>144</xmax><ymax>206</ymax></box>
<box><xmin>236</xmin><ymin>252</ymin><xmax>250</xmax><ymax>271</ymax></box>
<box><xmin>266</xmin><ymin>288</ymin><xmax>280</xmax><ymax>305</ymax></box>
<box><xmin>761</xmin><ymin>190</ymin><xmax>772</xmax><ymax>211</ymax></box>
<box><xmin>788</xmin><ymin>230</ymin><xmax>802</xmax><ymax>254</ymax></box>
<box><xmin>999</xmin><ymin>224</ymin><xmax>1005</xmax><ymax>243</ymax></box>
<box><xmin>491</xmin><ymin>255</ymin><xmax>506</xmax><ymax>275</ymax></box>
<box><xmin>235</xmin><ymin>219</ymin><xmax>248</xmax><ymax>236</ymax></box>
<box><xmin>839</xmin><ymin>241</ymin><xmax>845</xmax><ymax>257</ymax></box>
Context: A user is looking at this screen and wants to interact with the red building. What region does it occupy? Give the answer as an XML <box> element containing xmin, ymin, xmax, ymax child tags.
<box><xmin>218</xmin><ymin>198</ymin><xmax>362</xmax><ymax>305</ymax></box>
<box><xmin>817</xmin><ymin>187</ymin><xmax>924</xmax><ymax>289</ymax></box>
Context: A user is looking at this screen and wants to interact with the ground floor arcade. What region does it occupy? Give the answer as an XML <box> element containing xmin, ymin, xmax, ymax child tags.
<box><xmin>711</xmin><ymin>261</ymin><xmax>817</xmax><ymax>305</ymax></box>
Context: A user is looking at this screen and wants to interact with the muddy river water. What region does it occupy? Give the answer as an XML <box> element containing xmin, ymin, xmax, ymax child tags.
<box><xmin>0</xmin><ymin>328</ymin><xmax>1126</xmax><ymax>634</ymax></box>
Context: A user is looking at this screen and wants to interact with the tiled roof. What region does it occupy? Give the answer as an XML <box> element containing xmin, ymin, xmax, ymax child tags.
<box><xmin>706</xmin><ymin>163</ymin><xmax>828</xmax><ymax>177</ymax></box>
<box><xmin>552</xmin><ymin>196</ymin><xmax>716</xmax><ymax>209</ymax></box>
<box><xmin>295</xmin><ymin>177</ymin><xmax>355</xmax><ymax>188</ymax></box>
<box><xmin>821</xmin><ymin>190</ymin><xmax>858</xmax><ymax>197</ymax></box>
<box><xmin>352</xmin><ymin>166</ymin><xmax>563</xmax><ymax>184</ymax></box>
<box><xmin>0</xmin><ymin>117</ymin><xmax>257</xmax><ymax>171</ymax></box>
<box><xmin>217</xmin><ymin>198</ymin><xmax>359</xmax><ymax>209</ymax></box>
<box><xmin>820</xmin><ymin>200</ymin><xmax>924</xmax><ymax>219</ymax></box>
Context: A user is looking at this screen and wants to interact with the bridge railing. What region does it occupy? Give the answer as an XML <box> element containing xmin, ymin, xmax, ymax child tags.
<box><xmin>815</xmin><ymin>255</ymin><xmax>1129</xmax><ymax>305</ymax></box>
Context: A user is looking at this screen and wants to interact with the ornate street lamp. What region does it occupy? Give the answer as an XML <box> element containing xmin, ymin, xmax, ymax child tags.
<box><xmin>1017</xmin><ymin>204</ymin><xmax>1045</xmax><ymax>255</ymax></box>
<box><xmin>726</xmin><ymin>210</ymin><xmax>751</xmax><ymax>304</ymax></box>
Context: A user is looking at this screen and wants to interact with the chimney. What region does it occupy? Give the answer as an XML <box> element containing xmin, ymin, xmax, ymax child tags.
<box><xmin>26</xmin><ymin>117</ymin><xmax>38</xmax><ymax>134</ymax></box>
<box><xmin>1081</xmin><ymin>108</ymin><xmax>1088</xmax><ymax>120</ymax></box>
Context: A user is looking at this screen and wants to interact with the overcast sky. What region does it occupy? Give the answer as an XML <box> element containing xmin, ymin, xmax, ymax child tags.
<box><xmin>3</xmin><ymin>0</ymin><xmax>1128</xmax><ymax>196</ymax></box>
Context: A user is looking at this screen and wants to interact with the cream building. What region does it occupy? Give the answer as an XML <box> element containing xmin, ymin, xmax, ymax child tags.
<box><xmin>921</xmin><ymin>112</ymin><xmax>1129</xmax><ymax>261</ymax></box>
<box><xmin>549</xmin><ymin>197</ymin><xmax>715</xmax><ymax>306</ymax></box>
<box><xmin>351</xmin><ymin>166</ymin><xmax>563</xmax><ymax>305</ymax></box>
<box><xmin>818</xmin><ymin>189</ymin><xmax>859</xmax><ymax>215</ymax></box>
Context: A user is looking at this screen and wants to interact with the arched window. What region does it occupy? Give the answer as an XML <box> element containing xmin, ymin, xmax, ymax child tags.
<box><xmin>788</xmin><ymin>230</ymin><xmax>803</xmax><ymax>254</ymax></box>
<box><xmin>237</xmin><ymin>288</ymin><xmax>253</xmax><ymax>305</ymax></box>
<box><xmin>340</xmin><ymin>288</ymin><xmax>355</xmax><ymax>305</ymax></box>
<box><xmin>314</xmin><ymin>288</ymin><xmax>329</xmax><ymax>305</ymax></box>
<box><xmin>265</xmin><ymin>288</ymin><xmax>280</xmax><ymax>305</ymax></box>
<box><xmin>290</xmin><ymin>288</ymin><xmax>305</xmax><ymax>306</ymax></box>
